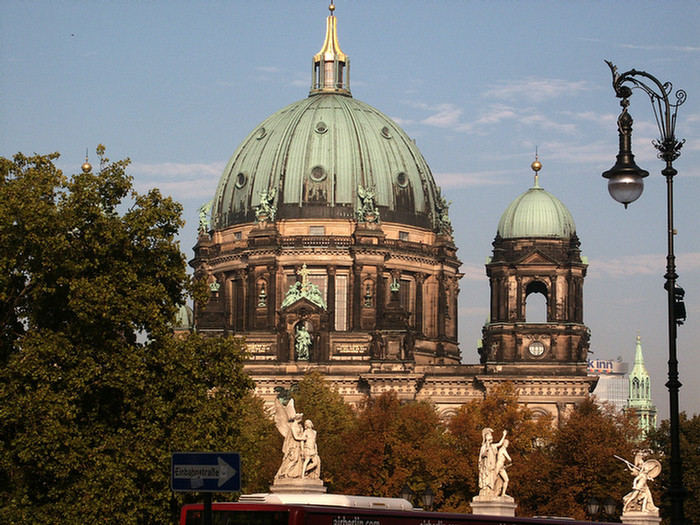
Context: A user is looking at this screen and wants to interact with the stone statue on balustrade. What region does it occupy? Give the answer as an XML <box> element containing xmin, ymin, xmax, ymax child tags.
<box><xmin>471</xmin><ymin>427</ymin><xmax>516</xmax><ymax>517</ymax></box>
<box><xmin>479</xmin><ymin>428</ymin><xmax>510</xmax><ymax>498</ymax></box>
<box><xmin>271</xmin><ymin>398</ymin><xmax>324</xmax><ymax>493</ymax></box>
<box><xmin>616</xmin><ymin>452</ymin><xmax>660</xmax><ymax>516</ymax></box>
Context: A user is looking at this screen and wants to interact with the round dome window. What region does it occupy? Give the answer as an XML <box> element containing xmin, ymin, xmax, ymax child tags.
<box><xmin>256</xmin><ymin>127</ymin><xmax>267</xmax><ymax>140</ymax></box>
<box><xmin>381</xmin><ymin>126</ymin><xmax>392</xmax><ymax>139</ymax></box>
<box><xmin>396</xmin><ymin>172</ymin><xmax>409</xmax><ymax>188</ymax></box>
<box><xmin>315</xmin><ymin>121</ymin><xmax>328</xmax><ymax>134</ymax></box>
<box><xmin>310</xmin><ymin>166</ymin><xmax>327</xmax><ymax>182</ymax></box>
<box><xmin>235</xmin><ymin>172</ymin><xmax>248</xmax><ymax>189</ymax></box>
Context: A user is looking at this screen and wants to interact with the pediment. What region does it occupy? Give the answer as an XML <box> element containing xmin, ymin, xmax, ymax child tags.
<box><xmin>517</xmin><ymin>249</ymin><xmax>559</xmax><ymax>266</ymax></box>
<box><xmin>281</xmin><ymin>295</ymin><xmax>325</xmax><ymax>314</ymax></box>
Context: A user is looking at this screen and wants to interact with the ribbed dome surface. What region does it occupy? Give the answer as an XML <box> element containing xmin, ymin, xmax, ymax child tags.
<box><xmin>497</xmin><ymin>184</ymin><xmax>576</xmax><ymax>239</ymax></box>
<box><xmin>211</xmin><ymin>92</ymin><xmax>443</xmax><ymax>230</ymax></box>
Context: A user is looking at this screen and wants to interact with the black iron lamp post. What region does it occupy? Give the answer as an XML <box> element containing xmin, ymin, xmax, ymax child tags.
<box><xmin>602</xmin><ymin>60</ymin><xmax>687</xmax><ymax>525</ymax></box>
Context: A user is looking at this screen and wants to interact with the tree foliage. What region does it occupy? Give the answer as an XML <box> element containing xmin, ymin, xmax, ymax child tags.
<box><xmin>0</xmin><ymin>151</ymin><xmax>273</xmax><ymax>524</ymax></box>
<box><xmin>538</xmin><ymin>398</ymin><xmax>641</xmax><ymax>520</ymax></box>
<box><xmin>648</xmin><ymin>412</ymin><xmax>700</xmax><ymax>525</ymax></box>
<box><xmin>336</xmin><ymin>391</ymin><xmax>453</xmax><ymax>506</ymax></box>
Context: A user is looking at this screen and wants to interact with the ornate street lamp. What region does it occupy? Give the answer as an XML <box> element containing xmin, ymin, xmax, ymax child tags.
<box><xmin>400</xmin><ymin>484</ymin><xmax>413</xmax><ymax>503</ymax></box>
<box><xmin>602</xmin><ymin>60</ymin><xmax>687</xmax><ymax>525</ymax></box>
<box><xmin>420</xmin><ymin>487</ymin><xmax>435</xmax><ymax>510</ymax></box>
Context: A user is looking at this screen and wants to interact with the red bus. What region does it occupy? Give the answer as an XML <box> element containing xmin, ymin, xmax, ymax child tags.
<box><xmin>180</xmin><ymin>493</ymin><xmax>607</xmax><ymax>525</ymax></box>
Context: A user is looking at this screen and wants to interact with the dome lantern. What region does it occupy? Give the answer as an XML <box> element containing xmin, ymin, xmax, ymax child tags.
<box><xmin>311</xmin><ymin>2</ymin><xmax>350</xmax><ymax>96</ymax></box>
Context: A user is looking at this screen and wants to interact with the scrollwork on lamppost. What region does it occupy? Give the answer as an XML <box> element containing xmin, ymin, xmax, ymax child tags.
<box><xmin>602</xmin><ymin>61</ymin><xmax>687</xmax><ymax>525</ymax></box>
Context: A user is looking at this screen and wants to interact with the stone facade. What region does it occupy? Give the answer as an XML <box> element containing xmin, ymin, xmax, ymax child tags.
<box><xmin>189</xmin><ymin>7</ymin><xmax>596</xmax><ymax>423</ymax></box>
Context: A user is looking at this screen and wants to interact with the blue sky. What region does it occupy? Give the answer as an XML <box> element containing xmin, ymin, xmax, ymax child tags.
<box><xmin>2</xmin><ymin>1</ymin><xmax>699</xmax><ymax>418</ymax></box>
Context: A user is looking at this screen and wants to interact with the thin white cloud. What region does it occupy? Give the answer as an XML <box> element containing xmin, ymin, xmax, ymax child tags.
<box><xmin>390</xmin><ymin>116</ymin><xmax>415</xmax><ymax>126</ymax></box>
<box><xmin>459</xmin><ymin>262</ymin><xmax>486</xmax><ymax>282</ymax></box>
<box><xmin>484</xmin><ymin>78</ymin><xmax>591</xmax><ymax>103</ymax></box>
<box><xmin>517</xmin><ymin>114</ymin><xmax>576</xmax><ymax>134</ymax></box>
<box><xmin>421</xmin><ymin>103</ymin><xmax>463</xmax><ymax>128</ymax></box>
<box><xmin>435</xmin><ymin>171</ymin><xmax>510</xmax><ymax>189</ymax></box>
<box><xmin>130</xmin><ymin>161</ymin><xmax>224</xmax><ymax>200</ymax></box>
<box><xmin>619</xmin><ymin>43</ymin><xmax>700</xmax><ymax>53</ymax></box>
<box><xmin>134</xmin><ymin>178</ymin><xmax>219</xmax><ymax>200</ymax></box>
<box><xmin>589</xmin><ymin>252</ymin><xmax>700</xmax><ymax>278</ymax></box>
<box><xmin>130</xmin><ymin>161</ymin><xmax>224</xmax><ymax>179</ymax></box>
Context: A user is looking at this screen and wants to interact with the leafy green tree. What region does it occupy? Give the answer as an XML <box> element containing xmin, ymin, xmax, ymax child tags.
<box><xmin>339</xmin><ymin>391</ymin><xmax>453</xmax><ymax>507</ymax></box>
<box><xmin>648</xmin><ymin>412</ymin><xmax>700</xmax><ymax>525</ymax></box>
<box><xmin>539</xmin><ymin>397</ymin><xmax>641</xmax><ymax>521</ymax></box>
<box><xmin>0</xmin><ymin>151</ymin><xmax>273</xmax><ymax>524</ymax></box>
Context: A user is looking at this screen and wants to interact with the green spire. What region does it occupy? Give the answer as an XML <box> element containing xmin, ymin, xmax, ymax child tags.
<box><xmin>627</xmin><ymin>335</ymin><xmax>657</xmax><ymax>437</ymax></box>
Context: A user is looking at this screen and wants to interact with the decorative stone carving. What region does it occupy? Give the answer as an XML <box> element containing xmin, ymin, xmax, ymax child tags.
<box><xmin>198</xmin><ymin>199</ymin><xmax>212</xmax><ymax>233</ymax></box>
<box><xmin>356</xmin><ymin>185</ymin><xmax>379</xmax><ymax>223</ymax></box>
<box><xmin>280</xmin><ymin>264</ymin><xmax>327</xmax><ymax>311</ymax></box>
<box><xmin>618</xmin><ymin>452</ymin><xmax>660</xmax><ymax>515</ymax></box>
<box><xmin>255</xmin><ymin>190</ymin><xmax>277</xmax><ymax>223</ymax></box>
<box><xmin>295</xmin><ymin>324</ymin><xmax>312</xmax><ymax>360</ymax></box>
<box><xmin>435</xmin><ymin>192</ymin><xmax>453</xmax><ymax>236</ymax></box>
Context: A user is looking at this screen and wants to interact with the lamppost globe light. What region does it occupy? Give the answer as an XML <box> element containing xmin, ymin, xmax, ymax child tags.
<box><xmin>605</xmin><ymin>173</ymin><xmax>645</xmax><ymax>207</ymax></box>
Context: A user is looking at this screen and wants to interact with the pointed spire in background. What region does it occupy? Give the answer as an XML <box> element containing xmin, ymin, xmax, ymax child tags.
<box><xmin>627</xmin><ymin>335</ymin><xmax>657</xmax><ymax>437</ymax></box>
<box><xmin>310</xmin><ymin>1</ymin><xmax>351</xmax><ymax>96</ymax></box>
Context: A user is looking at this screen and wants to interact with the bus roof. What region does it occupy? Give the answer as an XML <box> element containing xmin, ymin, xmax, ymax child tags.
<box><xmin>237</xmin><ymin>492</ymin><xmax>415</xmax><ymax>510</ymax></box>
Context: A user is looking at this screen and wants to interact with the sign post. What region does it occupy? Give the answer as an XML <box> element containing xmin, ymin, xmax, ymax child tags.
<box><xmin>171</xmin><ymin>452</ymin><xmax>241</xmax><ymax>525</ymax></box>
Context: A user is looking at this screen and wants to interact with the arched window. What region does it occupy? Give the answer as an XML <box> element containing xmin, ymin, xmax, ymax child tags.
<box><xmin>525</xmin><ymin>281</ymin><xmax>548</xmax><ymax>322</ymax></box>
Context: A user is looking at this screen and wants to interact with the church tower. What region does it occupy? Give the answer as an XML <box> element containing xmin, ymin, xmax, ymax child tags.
<box><xmin>627</xmin><ymin>335</ymin><xmax>657</xmax><ymax>436</ymax></box>
<box><xmin>480</xmin><ymin>158</ymin><xmax>594</xmax><ymax>422</ymax></box>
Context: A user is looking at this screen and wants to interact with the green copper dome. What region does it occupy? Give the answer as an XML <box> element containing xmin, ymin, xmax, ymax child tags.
<box><xmin>497</xmin><ymin>178</ymin><xmax>576</xmax><ymax>239</ymax></box>
<box><xmin>210</xmin><ymin>8</ymin><xmax>445</xmax><ymax>231</ymax></box>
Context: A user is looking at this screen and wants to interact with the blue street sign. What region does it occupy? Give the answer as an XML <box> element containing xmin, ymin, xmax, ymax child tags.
<box><xmin>171</xmin><ymin>452</ymin><xmax>241</xmax><ymax>492</ymax></box>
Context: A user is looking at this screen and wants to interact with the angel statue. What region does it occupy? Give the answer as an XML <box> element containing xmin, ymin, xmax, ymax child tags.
<box><xmin>356</xmin><ymin>185</ymin><xmax>379</xmax><ymax>223</ymax></box>
<box><xmin>274</xmin><ymin>398</ymin><xmax>305</xmax><ymax>480</ymax></box>
<box><xmin>273</xmin><ymin>398</ymin><xmax>322</xmax><ymax>481</ymax></box>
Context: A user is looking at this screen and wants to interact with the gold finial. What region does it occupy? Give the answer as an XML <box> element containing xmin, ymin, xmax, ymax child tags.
<box><xmin>81</xmin><ymin>148</ymin><xmax>92</xmax><ymax>173</ymax></box>
<box><xmin>531</xmin><ymin>148</ymin><xmax>542</xmax><ymax>187</ymax></box>
<box><xmin>311</xmin><ymin>0</ymin><xmax>350</xmax><ymax>95</ymax></box>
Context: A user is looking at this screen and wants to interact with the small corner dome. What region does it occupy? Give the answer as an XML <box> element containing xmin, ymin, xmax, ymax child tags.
<box><xmin>497</xmin><ymin>184</ymin><xmax>576</xmax><ymax>239</ymax></box>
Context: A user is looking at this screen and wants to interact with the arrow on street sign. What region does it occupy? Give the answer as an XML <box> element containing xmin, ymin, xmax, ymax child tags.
<box><xmin>171</xmin><ymin>452</ymin><xmax>241</xmax><ymax>493</ymax></box>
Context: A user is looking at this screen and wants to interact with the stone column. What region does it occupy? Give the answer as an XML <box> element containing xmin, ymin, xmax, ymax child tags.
<box><xmin>327</xmin><ymin>265</ymin><xmax>336</xmax><ymax>329</ymax></box>
<box><xmin>376</xmin><ymin>265</ymin><xmax>385</xmax><ymax>322</ymax></box>
<box><xmin>247</xmin><ymin>267</ymin><xmax>256</xmax><ymax>330</ymax></box>
<box><xmin>267</xmin><ymin>264</ymin><xmax>277</xmax><ymax>328</ymax></box>
<box><xmin>415</xmin><ymin>273</ymin><xmax>425</xmax><ymax>335</ymax></box>
<box><xmin>351</xmin><ymin>263</ymin><xmax>362</xmax><ymax>330</ymax></box>
<box><xmin>437</xmin><ymin>271</ymin><xmax>446</xmax><ymax>338</ymax></box>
